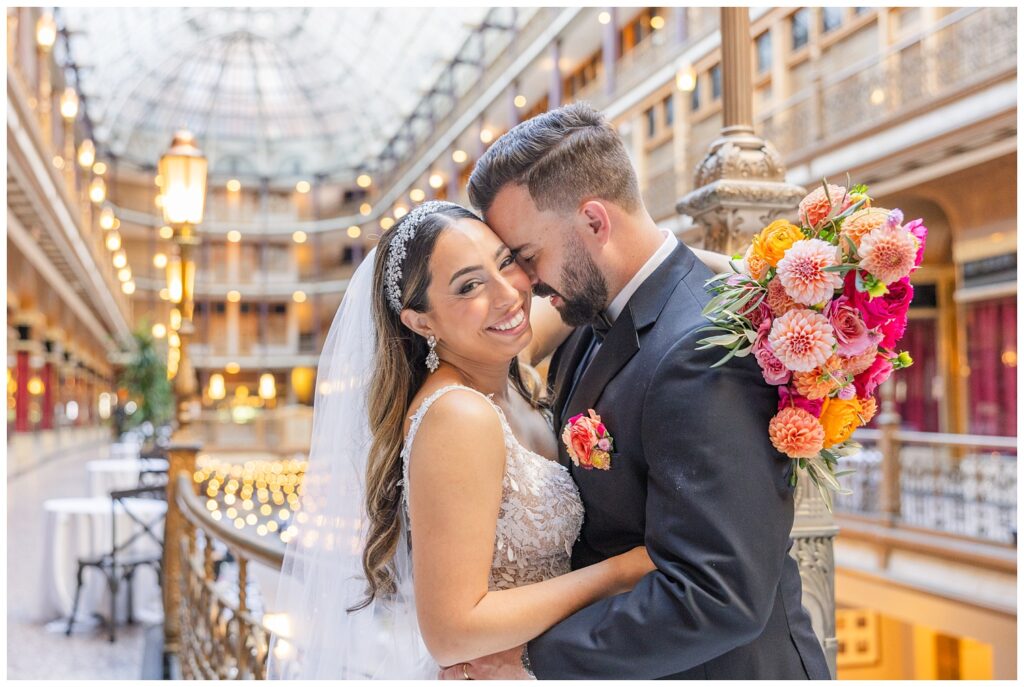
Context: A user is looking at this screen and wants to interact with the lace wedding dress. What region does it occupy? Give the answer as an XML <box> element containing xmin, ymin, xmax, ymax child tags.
<box><xmin>401</xmin><ymin>384</ymin><xmax>584</xmax><ymax>590</ymax></box>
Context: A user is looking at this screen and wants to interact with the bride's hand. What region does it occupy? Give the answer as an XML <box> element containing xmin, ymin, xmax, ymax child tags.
<box><xmin>615</xmin><ymin>546</ymin><xmax>656</xmax><ymax>591</ymax></box>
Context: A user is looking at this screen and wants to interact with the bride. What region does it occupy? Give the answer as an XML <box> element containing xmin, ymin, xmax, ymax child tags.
<box><xmin>268</xmin><ymin>201</ymin><xmax>730</xmax><ymax>679</ymax></box>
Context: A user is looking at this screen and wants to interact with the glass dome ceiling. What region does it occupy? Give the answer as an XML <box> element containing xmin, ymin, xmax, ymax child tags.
<box><xmin>60</xmin><ymin>7</ymin><xmax>494</xmax><ymax>181</ymax></box>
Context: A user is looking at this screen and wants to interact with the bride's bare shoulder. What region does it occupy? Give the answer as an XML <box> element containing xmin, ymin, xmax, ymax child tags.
<box><xmin>404</xmin><ymin>374</ymin><xmax>501</xmax><ymax>439</ymax></box>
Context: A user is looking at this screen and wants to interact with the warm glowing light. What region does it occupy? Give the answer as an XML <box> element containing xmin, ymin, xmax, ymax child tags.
<box><xmin>870</xmin><ymin>88</ymin><xmax>885</xmax><ymax>105</ymax></box>
<box><xmin>168</xmin><ymin>331</ymin><xmax>180</xmax><ymax>348</ymax></box>
<box><xmin>479</xmin><ymin>128</ymin><xmax>494</xmax><ymax>144</ymax></box>
<box><xmin>650</xmin><ymin>15</ymin><xmax>665</xmax><ymax>30</ymax></box>
<box><xmin>121</xmin><ymin>281</ymin><xmax>136</xmax><ymax>295</ymax></box>
<box><xmin>394</xmin><ymin>205</ymin><xmax>408</xmax><ymax>219</ymax></box>
<box><xmin>89</xmin><ymin>177</ymin><xmax>107</xmax><ymax>204</ymax></box>
<box><xmin>153</xmin><ymin>252</ymin><xmax>168</xmax><ymax>269</ymax></box>
<box><xmin>452</xmin><ymin>149</ymin><xmax>468</xmax><ymax>164</ymax></box>
<box><xmin>208</xmin><ymin>373</ymin><xmax>226</xmax><ymax>400</ymax></box>
<box><xmin>118</xmin><ymin>267</ymin><xmax>132</xmax><ymax>282</ymax></box>
<box><xmin>99</xmin><ymin>206</ymin><xmax>116</xmax><ymax>230</ymax></box>
<box><xmin>259</xmin><ymin>373</ymin><xmax>277</xmax><ymax>400</ymax></box>
<box><xmin>158</xmin><ymin>130</ymin><xmax>208</xmax><ymax>226</ymax></box>
<box><xmin>59</xmin><ymin>88</ymin><xmax>79</xmax><ymax>121</ymax></box>
<box><xmin>227</xmin><ymin>290</ymin><xmax>241</xmax><ymax>303</ymax></box>
<box><xmin>227</xmin><ymin>230</ymin><xmax>241</xmax><ymax>243</ymax></box>
<box><xmin>169</xmin><ymin>308</ymin><xmax>182</xmax><ymax>331</ymax></box>
<box><xmin>262</xmin><ymin>612</ymin><xmax>293</xmax><ymax>639</ymax></box>
<box><xmin>159</xmin><ymin>288</ymin><xmax>170</xmax><ymax>301</ymax></box>
<box><xmin>356</xmin><ymin>174</ymin><xmax>372</xmax><ymax>188</ymax></box>
<box><xmin>105</xmin><ymin>230</ymin><xmax>121</xmax><ymax>252</ymax></box>
<box><xmin>295</xmin><ymin>180</ymin><xmax>310</xmax><ymax>194</ymax></box>
<box><xmin>347</xmin><ymin>225</ymin><xmax>361</xmax><ymax>239</ymax></box>
<box><xmin>154</xmin><ymin>174</ymin><xmax>163</xmax><ymax>187</ymax></box>
<box><xmin>598</xmin><ymin>11</ymin><xmax>611</xmax><ymax>25</ymax></box>
<box><xmin>380</xmin><ymin>217</ymin><xmax>395</xmax><ymax>230</ymax></box>
<box><xmin>77</xmin><ymin>140</ymin><xmax>96</xmax><ymax>169</ymax></box>
<box><xmin>159</xmin><ymin>225</ymin><xmax>174</xmax><ymax>239</ymax></box>
<box><xmin>92</xmin><ymin>161</ymin><xmax>107</xmax><ymax>176</ymax></box>
<box><xmin>292</xmin><ymin>291</ymin><xmax>307</xmax><ymax>303</ymax></box>
<box><xmin>409</xmin><ymin>188</ymin><xmax>425</xmax><ymax>202</ymax></box>
<box><xmin>226</xmin><ymin>362</ymin><xmax>241</xmax><ymax>374</ymax></box>
<box><xmin>152</xmin><ymin>323</ymin><xmax>167</xmax><ymax>339</ymax></box>
<box><xmin>36</xmin><ymin>13</ymin><xmax>57</xmax><ymax>50</ymax></box>
<box><xmin>514</xmin><ymin>94</ymin><xmax>527</xmax><ymax>108</ymax></box>
<box><xmin>235</xmin><ymin>385</ymin><xmax>250</xmax><ymax>399</ymax></box>
<box><xmin>112</xmin><ymin>251</ymin><xmax>127</xmax><ymax>269</ymax></box>
<box><xmin>167</xmin><ymin>255</ymin><xmax>183</xmax><ymax>303</ymax></box>
<box><xmin>1002</xmin><ymin>349</ymin><xmax>1017</xmax><ymax>367</ymax></box>
<box><xmin>27</xmin><ymin>376</ymin><xmax>45</xmax><ymax>395</ymax></box>
<box><xmin>429</xmin><ymin>173</ymin><xmax>444</xmax><ymax>189</ymax></box>
<box><xmin>53</xmin><ymin>156</ymin><xmax>65</xmax><ymax>169</ymax></box>
<box><xmin>292</xmin><ymin>231</ymin><xmax>307</xmax><ymax>244</ymax></box>
<box><xmin>359</xmin><ymin>202</ymin><xmax>372</xmax><ymax>216</ymax></box>
<box><xmin>676</xmin><ymin>64</ymin><xmax>697</xmax><ymax>92</ymax></box>
<box><xmin>226</xmin><ymin>179</ymin><xmax>241</xmax><ymax>193</ymax></box>
<box><xmin>154</xmin><ymin>194</ymin><xmax>165</xmax><ymax>209</ymax></box>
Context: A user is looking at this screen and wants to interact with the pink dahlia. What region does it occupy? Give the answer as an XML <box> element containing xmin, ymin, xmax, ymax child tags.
<box><xmin>769</xmin><ymin>407</ymin><xmax>826</xmax><ymax>458</ymax></box>
<box><xmin>776</xmin><ymin>239</ymin><xmax>843</xmax><ymax>306</ymax></box>
<box><xmin>768</xmin><ymin>309</ymin><xmax>837</xmax><ymax>372</ymax></box>
<box><xmin>799</xmin><ymin>184</ymin><xmax>848</xmax><ymax>228</ymax></box>
<box><xmin>766</xmin><ymin>277</ymin><xmax>800</xmax><ymax>317</ymax></box>
<box><xmin>859</xmin><ymin>224</ymin><xmax>918</xmax><ymax>284</ymax></box>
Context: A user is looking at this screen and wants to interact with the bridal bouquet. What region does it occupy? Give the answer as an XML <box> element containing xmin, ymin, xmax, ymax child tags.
<box><xmin>697</xmin><ymin>180</ymin><xmax>927</xmax><ymax>509</ymax></box>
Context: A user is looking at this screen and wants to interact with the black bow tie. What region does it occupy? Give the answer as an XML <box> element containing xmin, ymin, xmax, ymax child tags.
<box><xmin>592</xmin><ymin>312</ymin><xmax>614</xmax><ymax>342</ymax></box>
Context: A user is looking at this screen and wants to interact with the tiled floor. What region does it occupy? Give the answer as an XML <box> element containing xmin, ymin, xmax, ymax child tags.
<box><xmin>7</xmin><ymin>433</ymin><xmax>149</xmax><ymax>680</ymax></box>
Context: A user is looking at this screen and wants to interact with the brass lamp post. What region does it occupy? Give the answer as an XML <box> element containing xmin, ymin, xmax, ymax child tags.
<box><xmin>158</xmin><ymin>130</ymin><xmax>207</xmax><ymax>430</ymax></box>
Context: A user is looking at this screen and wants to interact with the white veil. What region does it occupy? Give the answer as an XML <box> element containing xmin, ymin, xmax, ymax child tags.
<box><xmin>267</xmin><ymin>247</ymin><xmax>435</xmax><ymax>679</ymax></box>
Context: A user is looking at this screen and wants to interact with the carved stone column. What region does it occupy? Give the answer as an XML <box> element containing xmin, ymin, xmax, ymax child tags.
<box><xmin>678</xmin><ymin>9</ymin><xmax>836</xmax><ymax>677</ymax></box>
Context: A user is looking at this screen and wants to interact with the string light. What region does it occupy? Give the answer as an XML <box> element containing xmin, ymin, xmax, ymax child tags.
<box><xmin>429</xmin><ymin>173</ymin><xmax>444</xmax><ymax>189</ymax></box>
<box><xmin>347</xmin><ymin>225</ymin><xmax>361</xmax><ymax>239</ymax></box>
<box><xmin>112</xmin><ymin>251</ymin><xmax>127</xmax><ymax>269</ymax></box>
<box><xmin>292</xmin><ymin>231</ymin><xmax>307</xmax><ymax>244</ymax></box>
<box><xmin>227</xmin><ymin>230</ymin><xmax>241</xmax><ymax>243</ymax></box>
<box><xmin>93</xmin><ymin>161</ymin><xmax>108</xmax><ymax>176</ymax></box>
<box><xmin>452</xmin><ymin>150</ymin><xmax>468</xmax><ymax>164</ymax></box>
<box><xmin>226</xmin><ymin>179</ymin><xmax>241</xmax><ymax>192</ymax></box>
<box><xmin>409</xmin><ymin>188</ymin><xmax>425</xmax><ymax>202</ymax></box>
<box><xmin>356</xmin><ymin>174</ymin><xmax>372</xmax><ymax>188</ymax></box>
<box><xmin>153</xmin><ymin>252</ymin><xmax>168</xmax><ymax>269</ymax></box>
<box><xmin>77</xmin><ymin>140</ymin><xmax>96</xmax><ymax>169</ymax></box>
<box><xmin>514</xmin><ymin>95</ymin><xmax>527</xmax><ymax>108</ymax></box>
<box><xmin>295</xmin><ymin>180</ymin><xmax>310</xmax><ymax>194</ymax></box>
<box><xmin>359</xmin><ymin>203</ymin><xmax>372</xmax><ymax>216</ymax></box>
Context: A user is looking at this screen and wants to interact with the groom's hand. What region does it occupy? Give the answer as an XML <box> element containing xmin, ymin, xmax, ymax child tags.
<box><xmin>437</xmin><ymin>645</ymin><xmax>532</xmax><ymax>680</ymax></box>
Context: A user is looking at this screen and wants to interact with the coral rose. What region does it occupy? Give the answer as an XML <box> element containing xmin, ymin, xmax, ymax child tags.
<box><xmin>854</xmin><ymin>355</ymin><xmax>893</xmax><ymax>397</ymax></box>
<box><xmin>841</xmin><ymin>207</ymin><xmax>890</xmax><ymax>249</ymax></box>
<box><xmin>753</xmin><ymin>335</ymin><xmax>791</xmax><ymax>386</ymax></box>
<box><xmin>859</xmin><ymin>223</ymin><xmax>918</xmax><ymax>284</ymax></box>
<box><xmin>819</xmin><ymin>397</ymin><xmax>862</xmax><ymax>448</ymax></box>
<box><xmin>768</xmin><ymin>309</ymin><xmax>837</xmax><ymax>372</ymax></box>
<box><xmin>743</xmin><ymin>244</ymin><xmax>770</xmax><ymax>281</ymax></box>
<box><xmin>777</xmin><ymin>239</ymin><xmax>843</xmax><ymax>306</ymax></box>
<box><xmin>826</xmin><ymin>296</ymin><xmax>874</xmax><ymax>356</ymax></box>
<box><xmin>562</xmin><ymin>413</ymin><xmax>598</xmax><ymax>467</ymax></box>
<box><xmin>752</xmin><ymin>220</ymin><xmax>805</xmax><ymax>268</ymax></box>
<box><xmin>799</xmin><ymin>184</ymin><xmax>849</xmax><ymax>227</ymax></box>
<box><xmin>769</xmin><ymin>407</ymin><xmax>826</xmax><ymax>458</ymax></box>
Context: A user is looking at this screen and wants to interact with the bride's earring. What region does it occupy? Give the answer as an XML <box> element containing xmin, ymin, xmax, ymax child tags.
<box><xmin>425</xmin><ymin>335</ymin><xmax>440</xmax><ymax>373</ymax></box>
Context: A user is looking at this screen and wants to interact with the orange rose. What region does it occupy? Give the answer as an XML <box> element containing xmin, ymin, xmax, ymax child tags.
<box><xmin>819</xmin><ymin>397</ymin><xmax>862</xmax><ymax>448</ymax></box>
<box><xmin>752</xmin><ymin>220</ymin><xmax>805</xmax><ymax>268</ymax></box>
<box><xmin>562</xmin><ymin>415</ymin><xmax>598</xmax><ymax>467</ymax></box>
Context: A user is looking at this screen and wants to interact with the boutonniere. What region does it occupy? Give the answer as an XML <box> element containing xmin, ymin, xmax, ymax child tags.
<box><xmin>562</xmin><ymin>409</ymin><xmax>614</xmax><ymax>470</ymax></box>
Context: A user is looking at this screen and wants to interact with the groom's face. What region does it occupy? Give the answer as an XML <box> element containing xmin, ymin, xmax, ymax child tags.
<box><xmin>486</xmin><ymin>184</ymin><xmax>608</xmax><ymax>327</ymax></box>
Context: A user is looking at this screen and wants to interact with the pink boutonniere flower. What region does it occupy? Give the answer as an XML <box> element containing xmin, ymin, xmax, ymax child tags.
<box><xmin>562</xmin><ymin>409</ymin><xmax>614</xmax><ymax>470</ymax></box>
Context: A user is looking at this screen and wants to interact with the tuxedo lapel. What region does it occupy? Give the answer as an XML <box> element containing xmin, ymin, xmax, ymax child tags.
<box><xmin>562</xmin><ymin>304</ymin><xmax>640</xmax><ymax>424</ymax></box>
<box><xmin>552</xmin><ymin>327</ymin><xmax>593</xmax><ymax>426</ymax></box>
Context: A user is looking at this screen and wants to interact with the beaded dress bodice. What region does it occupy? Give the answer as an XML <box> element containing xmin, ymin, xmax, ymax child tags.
<box><xmin>401</xmin><ymin>385</ymin><xmax>584</xmax><ymax>590</ymax></box>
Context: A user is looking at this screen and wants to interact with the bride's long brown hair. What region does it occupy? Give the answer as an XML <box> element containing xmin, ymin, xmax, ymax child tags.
<box><xmin>353</xmin><ymin>204</ymin><xmax>543</xmax><ymax>610</ymax></box>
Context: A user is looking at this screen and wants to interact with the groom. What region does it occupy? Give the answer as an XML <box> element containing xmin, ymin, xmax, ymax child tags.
<box><xmin>442</xmin><ymin>103</ymin><xmax>831</xmax><ymax>680</ymax></box>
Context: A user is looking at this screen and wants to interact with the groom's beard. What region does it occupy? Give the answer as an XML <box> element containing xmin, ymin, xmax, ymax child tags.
<box><xmin>535</xmin><ymin>236</ymin><xmax>608</xmax><ymax>328</ymax></box>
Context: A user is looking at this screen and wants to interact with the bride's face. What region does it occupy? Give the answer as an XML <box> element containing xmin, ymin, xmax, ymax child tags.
<box><xmin>403</xmin><ymin>218</ymin><xmax>533</xmax><ymax>367</ymax></box>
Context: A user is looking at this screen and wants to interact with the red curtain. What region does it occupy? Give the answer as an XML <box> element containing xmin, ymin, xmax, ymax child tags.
<box><xmin>898</xmin><ymin>317</ymin><xmax>939</xmax><ymax>432</ymax></box>
<box><xmin>966</xmin><ymin>296</ymin><xmax>1017</xmax><ymax>436</ymax></box>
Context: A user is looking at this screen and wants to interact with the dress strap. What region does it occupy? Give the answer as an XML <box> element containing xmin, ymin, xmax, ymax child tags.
<box><xmin>400</xmin><ymin>384</ymin><xmax>514</xmax><ymax>518</ymax></box>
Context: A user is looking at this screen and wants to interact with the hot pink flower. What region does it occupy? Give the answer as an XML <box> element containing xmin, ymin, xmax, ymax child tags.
<box><xmin>859</xmin><ymin>223</ymin><xmax>918</xmax><ymax>284</ymax></box>
<box><xmin>753</xmin><ymin>335</ymin><xmax>791</xmax><ymax>385</ymax></box>
<box><xmin>879</xmin><ymin>313</ymin><xmax>908</xmax><ymax>350</ymax></box>
<box><xmin>904</xmin><ymin>218</ymin><xmax>928</xmax><ymax>267</ymax></box>
<box><xmin>768</xmin><ymin>309</ymin><xmax>837</xmax><ymax>372</ymax></box>
<box><xmin>854</xmin><ymin>355</ymin><xmax>893</xmax><ymax>397</ymax></box>
<box><xmin>769</xmin><ymin>407</ymin><xmax>826</xmax><ymax>458</ymax></box>
<box><xmin>826</xmin><ymin>296</ymin><xmax>874</xmax><ymax>357</ymax></box>
<box><xmin>776</xmin><ymin>239</ymin><xmax>843</xmax><ymax>306</ymax></box>
<box><xmin>845</xmin><ymin>273</ymin><xmax>914</xmax><ymax>328</ymax></box>
<box><xmin>778</xmin><ymin>384</ymin><xmax>825</xmax><ymax>418</ymax></box>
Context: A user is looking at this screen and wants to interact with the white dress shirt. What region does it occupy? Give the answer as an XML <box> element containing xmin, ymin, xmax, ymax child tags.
<box><xmin>605</xmin><ymin>229</ymin><xmax>678</xmax><ymax>322</ymax></box>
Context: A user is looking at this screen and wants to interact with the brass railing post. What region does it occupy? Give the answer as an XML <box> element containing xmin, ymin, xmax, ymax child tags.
<box><xmin>878</xmin><ymin>379</ymin><xmax>902</xmax><ymax>524</ymax></box>
<box><xmin>162</xmin><ymin>442</ymin><xmax>201</xmax><ymax>672</ymax></box>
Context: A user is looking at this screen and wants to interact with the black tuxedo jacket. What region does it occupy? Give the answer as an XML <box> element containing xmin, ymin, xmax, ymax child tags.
<box><xmin>527</xmin><ymin>242</ymin><xmax>831</xmax><ymax>680</ymax></box>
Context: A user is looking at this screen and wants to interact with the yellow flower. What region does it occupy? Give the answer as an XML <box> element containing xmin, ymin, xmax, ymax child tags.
<box><xmin>589</xmin><ymin>450</ymin><xmax>612</xmax><ymax>471</ymax></box>
<box><xmin>819</xmin><ymin>397</ymin><xmax>862</xmax><ymax>448</ymax></box>
<box><xmin>752</xmin><ymin>220</ymin><xmax>805</xmax><ymax>268</ymax></box>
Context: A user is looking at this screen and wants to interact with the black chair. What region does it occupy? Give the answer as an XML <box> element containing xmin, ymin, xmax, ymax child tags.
<box><xmin>65</xmin><ymin>480</ymin><xmax>167</xmax><ymax>642</ymax></box>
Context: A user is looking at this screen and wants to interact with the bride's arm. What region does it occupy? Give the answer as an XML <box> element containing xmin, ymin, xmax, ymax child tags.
<box><xmin>691</xmin><ymin>246</ymin><xmax>737</xmax><ymax>275</ymax></box>
<box><xmin>520</xmin><ymin>295</ymin><xmax>572</xmax><ymax>367</ymax></box>
<box><xmin>407</xmin><ymin>390</ymin><xmax>653</xmax><ymax>667</ymax></box>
